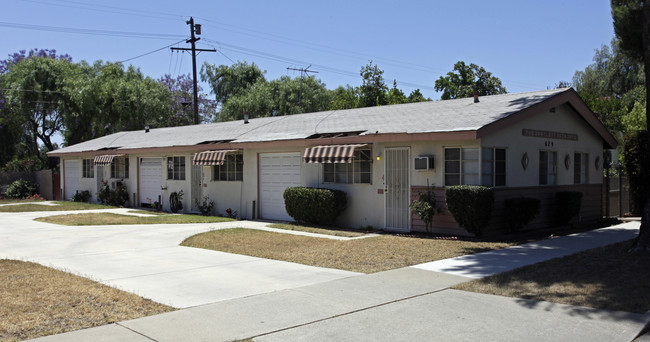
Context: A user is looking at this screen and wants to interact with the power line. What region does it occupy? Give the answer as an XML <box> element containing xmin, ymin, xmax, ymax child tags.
<box><xmin>0</xmin><ymin>21</ymin><xmax>185</xmax><ymax>40</ymax></box>
<box><xmin>119</xmin><ymin>39</ymin><xmax>186</xmax><ymax>63</ymax></box>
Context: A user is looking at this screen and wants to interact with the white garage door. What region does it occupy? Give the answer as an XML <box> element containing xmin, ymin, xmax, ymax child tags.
<box><xmin>139</xmin><ymin>158</ymin><xmax>163</xmax><ymax>206</ymax></box>
<box><xmin>259</xmin><ymin>152</ymin><xmax>302</xmax><ymax>221</ymax></box>
<box><xmin>64</xmin><ymin>160</ymin><xmax>80</xmax><ymax>200</ymax></box>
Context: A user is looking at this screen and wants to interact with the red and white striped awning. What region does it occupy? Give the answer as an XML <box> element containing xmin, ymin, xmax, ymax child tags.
<box><xmin>302</xmin><ymin>144</ymin><xmax>368</xmax><ymax>164</ymax></box>
<box><xmin>93</xmin><ymin>154</ymin><xmax>124</xmax><ymax>166</ymax></box>
<box><xmin>192</xmin><ymin>150</ymin><xmax>238</xmax><ymax>166</ymax></box>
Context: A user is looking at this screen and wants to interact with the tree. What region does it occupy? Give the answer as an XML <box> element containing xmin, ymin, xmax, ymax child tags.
<box><xmin>572</xmin><ymin>39</ymin><xmax>646</xmax><ymax>135</ymax></box>
<box><xmin>611</xmin><ymin>0</ymin><xmax>650</xmax><ymax>252</ymax></box>
<box><xmin>359</xmin><ymin>61</ymin><xmax>389</xmax><ymax>107</ymax></box>
<box><xmin>329</xmin><ymin>85</ymin><xmax>360</xmax><ymax>110</ymax></box>
<box><xmin>200</xmin><ymin>61</ymin><xmax>265</xmax><ymax>107</ymax></box>
<box><xmin>434</xmin><ymin>61</ymin><xmax>507</xmax><ymax>100</ymax></box>
<box><xmin>157</xmin><ymin>74</ymin><xmax>216</xmax><ymax>127</ymax></box>
<box><xmin>219</xmin><ymin>75</ymin><xmax>330</xmax><ymax>121</ymax></box>
<box><xmin>407</xmin><ymin>89</ymin><xmax>429</xmax><ymax>103</ymax></box>
<box><xmin>387</xmin><ymin>80</ymin><xmax>407</xmax><ymax>105</ymax></box>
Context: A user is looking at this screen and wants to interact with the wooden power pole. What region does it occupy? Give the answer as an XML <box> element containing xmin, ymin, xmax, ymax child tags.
<box><xmin>171</xmin><ymin>17</ymin><xmax>215</xmax><ymax>124</ymax></box>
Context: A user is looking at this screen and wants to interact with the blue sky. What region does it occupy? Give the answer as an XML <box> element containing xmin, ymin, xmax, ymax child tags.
<box><xmin>2</xmin><ymin>0</ymin><xmax>615</xmax><ymax>101</ymax></box>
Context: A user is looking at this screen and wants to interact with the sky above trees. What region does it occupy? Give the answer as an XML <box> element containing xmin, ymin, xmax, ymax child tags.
<box><xmin>1</xmin><ymin>1</ymin><xmax>615</xmax><ymax>100</ymax></box>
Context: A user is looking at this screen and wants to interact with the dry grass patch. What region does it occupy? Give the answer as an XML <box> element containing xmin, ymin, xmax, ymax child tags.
<box><xmin>182</xmin><ymin>229</ymin><xmax>513</xmax><ymax>273</ymax></box>
<box><xmin>0</xmin><ymin>260</ymin><xmax>173</xmax><ymax>342</ymax></box>
<box><xmin>267</xmin><ymin>223</ymin><xmax>367</xmax><ymax>237</ymax></box>
<box><xmin>0</xmin><ymin>199</ymin><xmax>44</xmax><ymax>205</ymax></box>
<box><xmin>454</xmin><ymin>239</ymin><xmax>650</xmax><ymax>313</ymax></box>
<box><xmin>0</xmin><ymin>201</ymin><xmax>112</xmax><ymax>212</ymax></box>
<box><xmin>36</xmin><ymin>212</ymin><xmax>234</xmax><ymax>226</ymax></box>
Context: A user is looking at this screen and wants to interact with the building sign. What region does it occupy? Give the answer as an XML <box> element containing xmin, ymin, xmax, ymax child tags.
<box><xmin>522</xmin><ymin>129</ymin><xmax>578</xmax><ymax>141</ymax></box>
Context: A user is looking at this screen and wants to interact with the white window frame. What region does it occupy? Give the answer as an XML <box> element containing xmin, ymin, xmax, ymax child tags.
<box><xmin>574</xmin><ymin>152</ymin><xmax>589</xmax><ymax>184</ymax></box>
<box><xmin>482</xmin><ymin>147</ymin><xmax>506</xmax><ymax>187</ymax></box>
<box><xmin>110</xmin><ymin>157</ymin><xmax>129</xmax><ymax>179</ymax></box>
<box><xmin>323</xmin><ymin>148</ymin><xmax>372</xmax><ymax>184</ymax></box>
<box><xmin>167</xmin><ymin>156</ymin><xmax>186</xmax><ymax>180</ymax></box>
<box><xmin>444</xmin><ymin>147</ymin><xmax>479</xmax><ymax>186</ymax></box>
<box><xmin>212</xmin><ymin>153</ymin><xmax>244</xmax><ymax>181</ymax></box>
<box><xmin>82</xmin><ymin>159</ymin><xmax>94</xmax><ymax>179</ymax></box>
<box><xmin>539</xmin><ymin>150</ymin><xmax>557</xmax><ymax>185</ymax></box>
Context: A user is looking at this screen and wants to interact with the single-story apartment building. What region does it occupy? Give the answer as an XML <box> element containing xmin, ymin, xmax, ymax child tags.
<box><xmin>48</xmin><ymin>88</ymin><xmax>618</xmax><ymax>236</ymax></box>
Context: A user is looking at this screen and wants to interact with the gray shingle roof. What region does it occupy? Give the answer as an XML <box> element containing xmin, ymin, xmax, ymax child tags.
<box><xmin>52</xmin><ymin>88</ymin><xmax>569</xmax><ymax>154</ymax></box>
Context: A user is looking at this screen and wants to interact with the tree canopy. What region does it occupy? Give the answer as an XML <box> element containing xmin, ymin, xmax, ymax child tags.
<box><xmin>434</xmin><ymin>61</ymin><xmax>507</xmax><ymax>100</ymax></box>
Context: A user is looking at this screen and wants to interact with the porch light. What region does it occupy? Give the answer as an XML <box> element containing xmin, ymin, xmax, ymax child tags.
<box><xmin>376</xmin><ymin>153</ymin><xmax>382</xmax><ymax>161</ymax></box>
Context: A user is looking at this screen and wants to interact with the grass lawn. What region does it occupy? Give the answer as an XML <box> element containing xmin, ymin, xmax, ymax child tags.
<box><xmin>36</xmin><ymin>212</ymin><xmax>234</xmax><ymax>225</ymax></box>
<box><xmin>454</xmin><ymin>239</ymin><xmax>650</xmax><ymax>313</ymax></box>
<box><xmin>0</xmin><ymin>260</ymin><xmax>174</xmax><ymax>342</ymax></box>
<box><xmin>181</xmin><ymin>228</ymin><xmax>513</xmax><ymax>273</ymax></box>
<box><xmin>267</xmin><ymin>223</ymin><xmax>367</xmax><ymax>237</ymax></box>
<box><xmin>0</xmin><ymin>199</ymin><xmax>45</xmax><ymax>205</ymax></box>
<box><xmin>0</xmin><ymin>201</ymin><xmax>113</xmax><ymax>212</ymax></box>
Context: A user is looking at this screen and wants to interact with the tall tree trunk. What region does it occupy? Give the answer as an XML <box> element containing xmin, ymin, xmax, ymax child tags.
<box><xmin>635</xmin><ymin>0</ymin><xmax>650</xmax><ymax>253</ymax></box>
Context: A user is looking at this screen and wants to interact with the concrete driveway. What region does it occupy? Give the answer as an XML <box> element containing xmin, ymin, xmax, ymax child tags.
<box><xmin>0</xmin><ymin>207</ymin><xmax>359</xmax><ymax>308</ymax></box>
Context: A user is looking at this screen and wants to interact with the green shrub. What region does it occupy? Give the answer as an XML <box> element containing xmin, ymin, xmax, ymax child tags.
<box><xmin>623</xmin><ymin>131</ymin><xmax>650</xmax><ymax>215</ymax></box>
<box><xmin>72</xmin><ymin>190</ymin><xmax>92</xmax><ymax>203</ymax></box>
<box><xmin>445</xmin><ymin>185</ymin><xmax>494</xmax><ymax>237</ymax></box>
<box><xmin>503</xmin><ymin>197</ymin><xmax>540</xmax><ymax>233</ymax></box>
<box><xmin>284</xmin><ymin>187</ymin><xmax>347</xmax><ymax>225</ymax></box>
<box><xmin>194</xmin><ymin>196</ymin><xmax>215</xmax><ymax>216</ymax></box>
<box><xmin>5</xmin><ymin>179</ymin><xmax>39</xmax><ymax>199</ymax></box>
<box><xmin>410</xmin><ymin>187</ymin><xmax>437</xmax><ymax>233</ymax></box>
<box><xmin>555</xmin><ymin>191</ymin><xmax>583</xmax><ymax>225</ymax></box>
<box><xmin>96</xmin><ymin>180</ymin><xmax>129</xmax><ymax>207</ymax></box>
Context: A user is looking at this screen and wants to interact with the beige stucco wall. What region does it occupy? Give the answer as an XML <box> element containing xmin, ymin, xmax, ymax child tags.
<box><xmin>481</xmin><ymin>103</ymin><xmax>604</xmax><ymax>187</ymax></box>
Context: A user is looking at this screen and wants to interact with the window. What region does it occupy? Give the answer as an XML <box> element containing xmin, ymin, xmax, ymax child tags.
<box><xmin>82</xmin><ymin>159</ymin><xmax>94</xmax><ymax>178</ymax></box>
<box><xmin>482</xmin><ymin>148</ymin><xmax>506</xmax><ymax>186</ymax></box>
<box><xmin>167</xmin><ymin>156</ymin><xmax>185</xmax><ymax>180</ymax></box>
<box><xmin>444</xmin><ymin>147</ymin><xmax>479</xmax><ymax>186</ymax></box>
<box><xmin>110</xmin><ymin>157</ymin><xmax>129</xmax><ymax>179</ymax></box>
<box><xmin>213</xmin><ymin>153</ymin><xmax>243</xmax><ymax>181</ymax></box>
<box><xmin>574</xmin><ymin>153</ymin><xmax>589</xmax><ymax>184</ymax></box>
<box><xmin>539</xmin><ymin>151</ymin><xmax>557</xmax><ymax>185</ymax></box>
<box><xmin>323</xmin><ymin>148</ymin><xmax>372</xmax><ymax>184</ymax></box>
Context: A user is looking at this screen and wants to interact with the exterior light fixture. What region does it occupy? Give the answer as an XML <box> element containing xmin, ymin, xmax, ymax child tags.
<box><xmin>376</xmin><ymin>153</ymin><xmax>382</xmax><ymax>161</ymax></box>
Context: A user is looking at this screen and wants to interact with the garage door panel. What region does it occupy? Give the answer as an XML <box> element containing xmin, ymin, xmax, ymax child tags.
<box><xmin>259</xmin><ymin>153</ymin><xmax>301</xmax><ymax>221</ymax></box>
<box><xmin>64</xmin><ymin>160</ymin><xmax>80</xmax><ymax>200</ymax></box>
<box><xmin>140</xmin><ymin>158</ymin><xmax>162</xmax><ymax>205</ymax></box>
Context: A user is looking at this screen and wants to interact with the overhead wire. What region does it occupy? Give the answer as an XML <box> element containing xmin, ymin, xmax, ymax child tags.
<box><xmin>119</xmin><ymin>39</ymin><xmax>185</xmax><ymax>63</ymax></box>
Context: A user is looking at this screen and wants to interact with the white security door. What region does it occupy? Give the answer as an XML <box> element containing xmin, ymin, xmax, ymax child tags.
<box><xmin>139</xmin><ymin>158</ymin><xmax>162</xmax><ymax>206</ymax></box>
<box><xmin>259</xmin><ymin>152</ymin><xmax>302</xmax><ymax>221</ymax></box>
<box><xmin>64</xmin><ymin>160</ymin><xmax>80</xmax><ymax>200</ymax></box>
<box><xmin>385</xmin><ymin>148</ymin><xmax>411</xmax><ymax>232</ymax></box>
<box><xmin>191</xmin><ymin>164</ymin><xmax>202</xmax><ymax>211</ymax></box>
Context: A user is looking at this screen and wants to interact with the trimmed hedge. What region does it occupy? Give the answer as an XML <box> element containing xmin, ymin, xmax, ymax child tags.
<box><xmin>5</xmin><ymin>179</ymin><xmax>39</xmax><ymax>199</ymax></box>
<box><xmin>445</xmin><ymin>185</ymin><xmax>494</xmax><ymax>237</ymax></box>
<box><xmin>503</xmin><ymin>197</ymin><xmax>540</xmax><ymax>233</ymax></box>
<box><xmin>555</xmin><ymin>191</ymin><xmax>583</xmax><ymax>225</ymax></box>
<box><xmin>284</xmin><ymin>187</ymin><xmax>347</xmax><ymax>226</ymax></box>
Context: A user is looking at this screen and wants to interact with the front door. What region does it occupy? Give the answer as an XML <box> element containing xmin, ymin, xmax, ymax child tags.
<box><xmin>191</xmin><ymin>164</ymin><xmax>202</xmax><ymax>211</ymax></box>
<box><xmin>385</xmin><ymin>147</ymin><xmax>410</xmax><ymax>232</ymax></box>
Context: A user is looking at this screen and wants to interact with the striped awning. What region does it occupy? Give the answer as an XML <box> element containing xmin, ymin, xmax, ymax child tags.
<box><xmin>302</xmin><ymin>144</ymin><xmax>368</xmax><ymax>164</ymax></box>
<box><xmin>93</xmin><ymin>154</ymin><xmax>124</xmax><ymax>166</ymax></box>
<box><xmin>192</xmin><ymin>150</ymin><xmax>238</xmax><ymax>166</ymax></box>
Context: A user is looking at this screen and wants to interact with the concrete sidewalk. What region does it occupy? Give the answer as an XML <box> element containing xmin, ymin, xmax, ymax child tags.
<box><xmin>24</xmin><ymin>220</ymin><xmax>650</xmax><ymax>342</ymax></box>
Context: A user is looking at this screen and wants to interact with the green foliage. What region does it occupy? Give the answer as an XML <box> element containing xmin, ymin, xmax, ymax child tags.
<box><xmin>200</xmin><ymin>61</ymin><xmax>265</xmax><ymax>106</ymax></box>
<box><xmin>503</xmin><ymin>197</ymin><xmax>541</xmax><ymax>233</ymax></box>
<box><xmin>283</xmin><ymin>187</ymin><xmax>347</xmax><ymax>226</ymax></box>
<box><xmin>194</xmin><ymin>196</ymin><xmax>215</xmax><ymax>216</ymax></box>
<box><xmin>72</xmin><ymin>190</ymin><xmax>92</xmax><ymax>203</ymax></box>
<box><xmin>434</xmin><ymin>61</ymin><xmax>507</xmax><ymax>100</ymax></box>
<box><xmin>623</xmin><ymin>131</ymin><xmax>650</xmax><ymax>214</ymax></box>
<box><xmin>611</xmin><ymin>0</ymin><xmax>644</xmax><ymax>61</ymax></box>
<box><xmin>329</xmin><ymin>85</ymin><xmax>360</xmax><ymax>110</ymax></box>
<box><xmin>96</xmin><ymin>180</ymin><xmax>129</xmax><ymax>207</ymax></box>
<box><xmin>6</xmin><ymin>179</ymin><xmax>39</xmax><ymax>199</ymax></box>
<box><xmin>169</xmin><ymin>190</ymin><xmax>184</xmax><ymax>213</ymax></box>
<box><xmin>554</xmin><ymin>191</ymin><xmax>583</xmax><ymax>225</ymax></box>
<box><xmin>445</xmin><ymin>185</ymin><xmax>494</xmax><ymax>237</ymax></box>
<box><xmin>359</xmin><ymin>61</ymin><xmax>389</xmax><ymax>107</ymax></box>
<box><xmin>573</xmin><ymin>38</ymin><xmax>645</xmax><ymax>135</ymax></box>
<box><xmin>1</xmin><ymin>157</ymin><xmax>44</xmax><ymax>172</ymax></box>
<box><xmin>410</xmin><ymin>188</ymin><xmax>437</xmax><ymax>233</ymax></box>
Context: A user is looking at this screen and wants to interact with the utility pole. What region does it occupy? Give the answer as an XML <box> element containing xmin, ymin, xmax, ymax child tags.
<box><xmin>171</xmin><ymin>17</ymin><xmax>215</xmax><ymax>124</ymax></box>
<box><xmin>286</xmin><ymin>65</ymin><xmax>318</xmax><ymax>112</ymax></box>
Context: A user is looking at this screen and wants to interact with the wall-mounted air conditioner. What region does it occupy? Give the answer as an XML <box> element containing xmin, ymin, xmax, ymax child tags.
<box><xmin>414</xmin><ymin>155</ymin><xmax>435</xmax><ymax>171</ymax></box>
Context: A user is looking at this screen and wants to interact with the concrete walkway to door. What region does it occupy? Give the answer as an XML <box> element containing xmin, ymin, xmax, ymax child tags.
<box><xmin>0</xmin><ymin>207</ymin><xmax>360</xmax><ymax>308</ymax></box>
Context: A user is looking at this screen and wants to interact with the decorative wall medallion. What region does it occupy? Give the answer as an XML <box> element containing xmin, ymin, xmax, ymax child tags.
<box><xmin>521</xmin><ymin>152</ymin><xmax>529</xmax><ymax>170</ymax></box>
<box><xmin>595</xmin><ymin>156</ymin><xmax>601</xmax><ymax>171</ymax></box>
<box><xmin>564</xmin><ymin>154</ymin><xmax>571</xmax><ymax>170</ymax></box>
